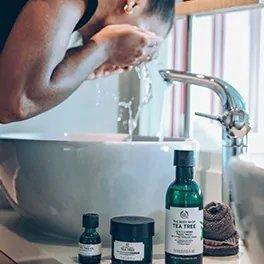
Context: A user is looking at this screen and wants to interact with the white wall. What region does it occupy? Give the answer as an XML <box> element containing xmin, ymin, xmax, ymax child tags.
<box><xmin>0</xmin><ymin>76</ymin><xmax>120</xmax><ymax>134</ymax></box>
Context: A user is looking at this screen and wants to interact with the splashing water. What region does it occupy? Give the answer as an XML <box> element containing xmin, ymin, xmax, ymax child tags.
<box><xmin>157</xmin><ymin>84</ymin><xmax>171</xmax><ymax>141</ymax></box>
<box><xmin>135</xmin><ymin>64</ymin><xmax>153</xmax><ymax>106</ymax></box>
<box><xmin>92</xmin><ymin>65</ymin><xmax>156</xmax><ymax>140</ymax></box>
<box><xmin>118</xmin><ymin>64</ymin><xmax>153</xmax><ymax>139</ymax></box>
<box><xmin>95</xmin><ymin>83</ymin><xmax>101</xmax><ymax>107</ymax></box>
<box><xmin>118</xmin><ymin>101</ymin><xmax>135</xmax><ymax>137</ymax></box>
<box><xmin>93</xmin><ymin>61</ymin><xmax>168</xmax><ymax>141</ymax></box>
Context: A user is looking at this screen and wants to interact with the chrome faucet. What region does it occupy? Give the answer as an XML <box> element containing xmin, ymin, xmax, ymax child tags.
<box><xmin>159</xmin><ymin>70</ymin><xmax>251</xmax><ymax>205</ymax></box>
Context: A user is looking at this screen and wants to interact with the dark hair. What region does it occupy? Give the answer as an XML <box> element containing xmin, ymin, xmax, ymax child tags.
<box><xmin>147</xmin><ymin>0</ymin><xmax>175</xmax><ymax>25</ymax></box>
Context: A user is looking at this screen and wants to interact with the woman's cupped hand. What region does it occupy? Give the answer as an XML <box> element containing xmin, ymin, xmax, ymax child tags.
<box><xmin>88</xmin><ymin>24</ymin><xmax>162</xmax><ymax>79</ymax></box>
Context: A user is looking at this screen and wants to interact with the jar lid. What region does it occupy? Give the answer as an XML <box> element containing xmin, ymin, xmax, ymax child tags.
<box><xmin>110</xmin><ymin>216</ymin><xmax>155</xmax><ymax>240</ymax></box>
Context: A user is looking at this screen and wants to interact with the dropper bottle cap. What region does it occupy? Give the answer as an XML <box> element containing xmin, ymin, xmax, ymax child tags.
<box><xmin>82</xmin><ymin>213</ymin><xmax>99</xmax><ymax>228</ymax></box>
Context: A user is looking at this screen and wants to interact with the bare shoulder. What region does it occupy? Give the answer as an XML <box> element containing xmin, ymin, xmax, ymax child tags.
<box><xmin>24</xmin><ymin>0</ymin><xmax>88</xmax><ymax>20</ymax></box>
<box><xmin>12</xmin><ymin>0</ymin><xmax>90</xmax><ymax>38</ymax></box>
<box><xmin>1</xmin><ymin>0</ymin><xmax>91</xmax><ymax>63</ymax></box>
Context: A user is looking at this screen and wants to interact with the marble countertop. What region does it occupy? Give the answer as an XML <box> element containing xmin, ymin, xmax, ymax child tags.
<box><xmin>0</xmin><ymin>210</ymin><xmax>252</xmax><ymax>264</ymax></box>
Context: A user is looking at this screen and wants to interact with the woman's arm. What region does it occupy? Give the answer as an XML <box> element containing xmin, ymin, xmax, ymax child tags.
<box><xmin>0</xmin><ymin>0</ymin><xmax>160</xmax><ymax>123</ymax></box>
<box><xmin>0</xmin><ymin>0</ymin><xmax>101</xmax><ymax>123</ymax></box>
<box><xmin>0</xmin><ymin>0</ymin><xmax>107</xmax><ymax>123</ymax></box>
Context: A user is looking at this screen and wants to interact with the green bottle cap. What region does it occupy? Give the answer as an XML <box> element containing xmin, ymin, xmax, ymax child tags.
<box><xmin>174</xmin><ymin>150</ymin><xmax>196</xmax><ymax>167</ymax></box>
<box><xmin>83</xmin><ymin>213</ymin><xmax>99</xmax><ymax>228</ymax></box>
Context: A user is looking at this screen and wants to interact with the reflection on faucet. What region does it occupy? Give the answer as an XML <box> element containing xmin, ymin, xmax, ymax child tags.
<box><xmin>159</xmin><ymin>70</ymin><xmax>251</xmax><ymax>205</ymax></box>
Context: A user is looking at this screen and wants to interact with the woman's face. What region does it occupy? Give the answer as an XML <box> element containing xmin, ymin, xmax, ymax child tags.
<box><xmin>137</xmin><ymin>15</ymin><xmax>171</xmax><ymax>38</ymax></box>
<box><xmin>103</xmin><ymin>2</ymin><xmax>172</xmax><ymax>38</ymax></box>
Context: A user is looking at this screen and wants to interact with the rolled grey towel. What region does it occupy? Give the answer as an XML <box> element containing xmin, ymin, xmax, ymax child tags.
<box><xmin>204</xmin><ymin>202</ymin><xmax>239</xmax><ymax>256</ymax></box>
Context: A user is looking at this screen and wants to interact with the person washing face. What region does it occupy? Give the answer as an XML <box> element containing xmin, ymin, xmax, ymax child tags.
<box><xmin>0</xmin><ymin>0</ymin><xmax>175</xmax><ymax>124</ymax></box>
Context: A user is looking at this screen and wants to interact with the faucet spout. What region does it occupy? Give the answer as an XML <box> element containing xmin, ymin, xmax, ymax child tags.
<box><xmin>159</xmin><ymin>70</ymin><xmax>246</xmax><ymax>111</ymax></box>
<box><xmin>159</xmin><ymin>69</ymin><xmax>251</xmax><ymax>205</ymax></box>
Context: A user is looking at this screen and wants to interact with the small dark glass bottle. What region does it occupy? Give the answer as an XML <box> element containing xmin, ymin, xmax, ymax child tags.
<box><xmin>165</xmin><ymin>150</ymin><xmax>203</xmax><ymax>264</ymax></box>
<box><xmin>79</xmin><ymin>214</ymin><xmax>102</xmax><ymax>264</ymax></box>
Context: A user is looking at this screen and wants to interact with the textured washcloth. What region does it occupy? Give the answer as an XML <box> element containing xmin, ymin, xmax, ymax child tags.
<box><xmin>203</xmin><ymin>202</ymin><xmax>239</xmax><ymax>256</ymax></box>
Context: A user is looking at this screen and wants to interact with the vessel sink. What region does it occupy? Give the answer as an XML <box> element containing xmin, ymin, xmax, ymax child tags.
<box><xmin>0</xmin><ymin>133</ymin><xmax>196</xmax><ymax>243</ymax></box>
<box><xmin>229</xmin><ymin>153</ymin><xmax>264</xmax><ymax>264</ymax></box>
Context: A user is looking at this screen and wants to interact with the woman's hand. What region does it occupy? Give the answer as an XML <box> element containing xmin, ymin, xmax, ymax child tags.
<box><xmin>92</xmin><ymin>24</ymin><xmax>162</xmax><ymax>67</ymax></box>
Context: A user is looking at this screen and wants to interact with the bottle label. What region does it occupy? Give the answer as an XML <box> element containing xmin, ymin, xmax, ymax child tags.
<box><xmin>165</xmin><ymin>207</ymin><xmax>203</xmax><ymax>256</ymax></box>
<box><xmin>79</xmin><ymin>243</ymin><xmax>102</xmax><ymax>257</ymax></box>
<box><xmin>114</xmin><ymin>241</ymin><xmax>144</xmax><ymax>261</ymax></box>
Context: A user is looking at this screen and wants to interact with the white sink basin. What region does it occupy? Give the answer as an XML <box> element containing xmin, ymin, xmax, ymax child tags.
<box><xmin>0</xmin><ymin>133</ymin><xmax>196</xmax><ymax>243</ymax></box>
<box><xmin>229</xmin><ymin>153</ymin><xmax>264</xmax><ymax>264</ymax></box>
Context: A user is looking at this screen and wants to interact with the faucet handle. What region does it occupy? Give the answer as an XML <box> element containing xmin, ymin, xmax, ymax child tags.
<box><xmin>196</xmin><ymin>109</ymin><xmax>251</xmax><ymax>139</ymax></box>
<box><xmin>195</xmin><ymin>112</ymin><xmax>223</xmax><ymax>123</ymax></box>
<box><xmin>222</xmin><ymin>109</ymin><xmax>251</xmax><ymax>138</ymax></box>
<box><xmin>229</xmin><ymin>125</ymin><xmax>251</xmax><ymax>138</ymax></box>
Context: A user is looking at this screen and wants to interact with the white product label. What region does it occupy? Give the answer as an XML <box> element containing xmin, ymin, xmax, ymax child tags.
<box><xmin>114</xmin><ymin>241</ymin><xmax>144</xmax><ymax>261</ymax></box>
<box><xmin>79</xmin><ymin>243</ymin><xmax>102</xmax><ymax>257</ymax></box>
<box><xmin>165</xmin><ymin>207</ymin><xmax>203</xmax><ymax>256</ymax></box>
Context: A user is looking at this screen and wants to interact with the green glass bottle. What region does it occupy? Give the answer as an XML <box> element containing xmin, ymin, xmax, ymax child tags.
<box><xmin>79</xmin><ymin>214</ymin><xmax>102</xmax><ymax>264</ymax></box>
<box><xmin>165</xmin><ymin>150</ymin><xmax>203</xmax><ymax>264</ymax></box>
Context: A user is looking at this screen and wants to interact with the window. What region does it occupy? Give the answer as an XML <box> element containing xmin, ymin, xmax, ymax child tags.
<box><xmin>170</xmin><ymin>8</ymin><xmax>264</xmax><ymax>150</ymax></box>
